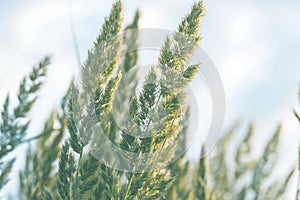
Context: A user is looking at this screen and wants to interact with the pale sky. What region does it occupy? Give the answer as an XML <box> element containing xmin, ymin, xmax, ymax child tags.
<box><xmin>0</xmin><ymin>0</ymin><xmax>299</xmax><ymax>198</ymax></box>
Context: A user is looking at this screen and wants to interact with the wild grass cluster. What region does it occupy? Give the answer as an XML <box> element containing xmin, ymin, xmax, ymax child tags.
<box><xmin>0</xmin><ymin>1</ymin><xmax>299</xmax><ymax>199</ymax></box>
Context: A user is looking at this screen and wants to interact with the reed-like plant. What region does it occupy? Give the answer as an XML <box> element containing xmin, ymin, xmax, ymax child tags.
<box><xmin>0</xmin><ymin>1</ymin><xmax>299</xmax><ymax>200</ymax></box>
